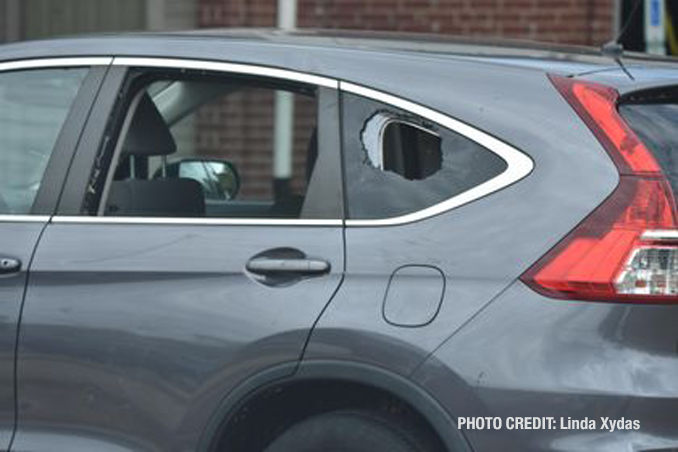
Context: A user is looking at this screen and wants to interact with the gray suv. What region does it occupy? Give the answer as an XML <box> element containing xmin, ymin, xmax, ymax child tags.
<box><xmin>0</xmin><ymin>30</ymin><xmax>676</xmax><ymax>452</ymax></box>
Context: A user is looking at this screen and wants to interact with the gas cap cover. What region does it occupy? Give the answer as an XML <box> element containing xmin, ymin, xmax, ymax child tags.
<box><xmin>382</xmin><ymin>265</ymin><xmax>445</xmax><ymax>327</ymax></box>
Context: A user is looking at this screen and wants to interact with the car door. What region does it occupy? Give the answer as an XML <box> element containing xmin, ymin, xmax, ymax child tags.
<box><xmin>13</xmin><ymin>60</ymin><xmax>344</xmax><ymax>452</ymax></box>
<box><xmin>0</xmin><ymin>59</ymin><xmax>108</xmax><ymax>450</ymax></box>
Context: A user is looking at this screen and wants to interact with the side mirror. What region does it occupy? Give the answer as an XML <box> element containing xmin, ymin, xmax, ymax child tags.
<box><xmin>165</xmin><ymin>159</ymin><xmax>240</xmax><ymax>200</ymax></box>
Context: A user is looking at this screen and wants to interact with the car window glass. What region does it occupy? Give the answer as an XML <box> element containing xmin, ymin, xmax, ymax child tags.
<box><xmin>343</xmin><ymin>93</ymin><xmax>508</xmax><ymax>220</ymax></box>
<box><xmin>0</xmin><ymin>68</ymin><xmax>87</xmax><ymax>214</ymax></box>
<box><xmin>366</xmin><ymin>115</ymin><xmax>443</xmax><ymax>180</ymax></box>
<box><xmin>620</xmin><ymin>101</ymin><xmax>678</xmax><ymax>198</ymax></box>
<box><xmin>102</xmin><ymin>78</ymin><xmax>320</xmax><ymax>219</ymax></box>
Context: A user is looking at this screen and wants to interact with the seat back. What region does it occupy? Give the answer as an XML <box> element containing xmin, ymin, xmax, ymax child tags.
<box><xmin>106</xmin><ymin>179</ymin><xmax>205</xmax><ymax>217</ymax></box>
<box><xmin>105</xmin><ymin>94</ymin><xmax>206</xmax><ymax>217</ymax></box>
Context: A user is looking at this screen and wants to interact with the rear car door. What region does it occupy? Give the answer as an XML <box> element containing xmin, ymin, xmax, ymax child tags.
<box><xmin>13</xmin><ymin>60</ymin><xmax>344</xmax><ymax>452</ymax></box>
<box><xmin>0</xmin><ymin>59</ymin><xmax>107</xmax><ymax>450</ymax></box>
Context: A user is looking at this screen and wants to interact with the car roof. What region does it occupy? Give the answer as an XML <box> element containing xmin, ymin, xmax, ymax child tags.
<box><xmin>2</xmin><ymin>28</ymin><xmax>678</xmax><ymax>95</ymax></box>
<box><xmin>2</xmin><ymin>28</ymin><xmax>678</xmax><ymax>75</ymax></box>
<box><xmin>171</xmin><ymin>28</ymin><xmax>668</xmax><ymax>62</ymax></box>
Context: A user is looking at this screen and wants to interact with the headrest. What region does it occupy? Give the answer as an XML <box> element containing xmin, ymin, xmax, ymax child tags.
<box><xmin>122</xmin><ymin>94</ymin><xmax>176</xmax><ymax>157</ymax></box>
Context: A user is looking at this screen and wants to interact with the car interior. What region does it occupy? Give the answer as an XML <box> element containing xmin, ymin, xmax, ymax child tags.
<box><xmin>102</xmin><ymin>78</ymin><xmax>318</xmax><ymax>219</ymax></box>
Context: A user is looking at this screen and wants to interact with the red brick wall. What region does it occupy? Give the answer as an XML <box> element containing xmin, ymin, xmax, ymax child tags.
<box><xmin>199</xmin><ymin>0</ymin><xmax>615</xmax><ymax>46</ymax></box>
<box><xmin>194</xmin><ymin>87</ymin><xmax>315</xmax><ymax>200</ymax></box>
<box><xmin>199</xmin><ymin>0</ymin><xmax>277</xmax><ymax>28</ymax></box>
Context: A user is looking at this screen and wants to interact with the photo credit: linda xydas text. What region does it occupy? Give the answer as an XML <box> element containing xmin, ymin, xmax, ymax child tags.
<box><xmin>458</xmin><ymin>417</ymin><xmax>640</xmax><ymax>432</ymax></box>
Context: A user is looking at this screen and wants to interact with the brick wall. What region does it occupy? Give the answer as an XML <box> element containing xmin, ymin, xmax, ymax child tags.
<box><xmin>198</xmin><ymin>0</ymin><xmax>615</xmax><ymax>46</ymax></box>
<box><xmin>195</xmin><ymin>88</ymin><xmax>315</xmax><ymax>200</ymax></box>
<box><xmin>199</xmin><ymin>0</ymin><xmax>276</xmax><ymax>28</ymax></box>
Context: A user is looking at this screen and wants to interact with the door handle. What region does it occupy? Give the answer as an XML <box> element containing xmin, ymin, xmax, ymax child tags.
<box><xmin>246</xmin><ymin>258</ymin><xmax>330</xmax><ymax>275</ymax></box>
<box><xmin>0</xmin><ymin>257</ymin><xmax>21</xmax><ymax>275</ymax></box>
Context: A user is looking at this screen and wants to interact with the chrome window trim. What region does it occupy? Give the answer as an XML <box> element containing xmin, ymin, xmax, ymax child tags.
<box><xmin>52</xmin><ymin>216</ymin><xmax>342</xmax><ymax>227</ymax></box>
<box><xmin>0</xmin><ymin>215</ymin><xmax>50</xmax><ymax>223</ymax></box>
<box><xmin>0</xmin><ymin>57</ymin><xmax>113</xmax><ymax>72</ymax></box>
<box><xmin>642</xmin><ymin>230</ymin><xmax>678</xmax><ymax>242</ymax></box>
<box><xmin>0</xmin><ymin>57</ymin><xmax>530</xmax><ymax>227</ymax></box>
<box><xmin>95</xmin><ymin>57</ymin><xmax>339</xmax><ymax>226</ymax></box>
<box><xmin>112</xmin><ymin>57</ymin><xmax>339</xmax><ymax>89</ymax></box>
<box><xmin>340</xmin><ymin>81</ymin><xmax>535</xmax><ymax>227</ymax></box>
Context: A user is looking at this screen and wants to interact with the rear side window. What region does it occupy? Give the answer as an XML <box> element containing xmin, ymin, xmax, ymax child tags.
<box><xmin>619</xmin><ymin>97</ymin><xmax>678</xmax><ymax>197</ymax></box>
<box><xmin>342</xmin><ymin>93</ymin><xmax>507</xmax><ymax>220</ymax></box>
<box><xmin>95</xmin><ymin>73</ymin><xmax>329</xmax><ymax>220</ymax></box>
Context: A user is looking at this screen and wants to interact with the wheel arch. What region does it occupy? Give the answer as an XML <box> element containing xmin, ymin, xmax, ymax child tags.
<box><xmin>199</xmin><ymin>360</ymin><xmax>471</xmax><ymax>452</ymax></box>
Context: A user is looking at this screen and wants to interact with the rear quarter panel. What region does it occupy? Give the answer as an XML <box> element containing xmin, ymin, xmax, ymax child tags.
<box><xmin>304</xmin><ymin>54</ymin><xmax>620</xmax><ymax>375</ymax></box>
<box><xmin>415</xmin><ymin>280</ymin><xmax>678</xmax><ymax>452</ymax></box>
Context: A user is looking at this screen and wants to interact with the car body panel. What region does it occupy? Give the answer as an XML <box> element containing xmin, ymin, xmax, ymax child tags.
<box><xmin>578</xmin><ymin>65</ymin><xmax>678</xmax><ymax>91</ymax></box>
<box><xmin>0</xmin><ymin>62</ymin><xmax>105</xmax><ymax>452</ymax></box>
<box><xmin>14</xmin><ymin>223</ymin><xmax>344</xmax><ymax>452</ymax></box>
<box><xmin>414</xmin><ymin>280</ymin><xmax>678</xmax><ymax>451</ymax></box>
<box><xmin>0</xmin><ymin>221</ymin><xmax>47</xmax><ymax>450</ymax></box>
<box><xmin>11</xmin><ymin>57</ymin><xmax>345</xmax><ymax>451</ymax></box>
<box><xmin>304</xmin><ymin>56</ymin><xmax>619</xmax><ymax>376</ymax></box>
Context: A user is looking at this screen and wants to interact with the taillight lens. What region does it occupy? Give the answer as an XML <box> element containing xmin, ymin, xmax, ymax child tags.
<box><xmin>521</xmin><ymin>76</ymin><xmax>678</xmax><ymax>302</ymax></box>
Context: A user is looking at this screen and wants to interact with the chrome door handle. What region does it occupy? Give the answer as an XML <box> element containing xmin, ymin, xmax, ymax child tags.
<box><xmin>246</xmin><ymin>258</ymin><xmax>330</xmax><ymax>275</ymax></box>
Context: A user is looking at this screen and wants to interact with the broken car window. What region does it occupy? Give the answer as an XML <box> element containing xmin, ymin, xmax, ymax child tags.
<box><xmin>361</xmin><ymin>111</ymin><xmax>442</xmax><ymax>180</ymax></box>
<box><xmin>343</xmin><ymin>93</ymin><xmax>507</xmax><ymax>220</ymax></box>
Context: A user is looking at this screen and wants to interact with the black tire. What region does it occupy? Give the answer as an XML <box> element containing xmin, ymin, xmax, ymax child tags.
<box><xmin>264</xmin><ymin>410</ymin><xmax>439</xmax><ymax>452</ymax></box>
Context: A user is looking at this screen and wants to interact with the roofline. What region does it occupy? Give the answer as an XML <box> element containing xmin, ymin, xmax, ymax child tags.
<box><xmin>7</xmin><ymin>27</ymin><xmax>678</xmax><ymax>64</ymax></box>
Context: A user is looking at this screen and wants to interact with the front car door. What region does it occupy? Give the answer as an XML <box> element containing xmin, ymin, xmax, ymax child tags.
<box><xmin>0</xmin><ymin>58</ymin><xmax>107</xmax><ymax>449</ymax></box>
<box><xmin>13</xmin><ymin>59</ymin><xmax>344</xmax><ymax>452</ymax></box>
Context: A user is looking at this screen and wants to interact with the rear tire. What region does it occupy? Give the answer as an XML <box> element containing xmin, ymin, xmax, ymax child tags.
<box><xmin>264</xmin><ymin>410</ymin><xmax>439</xmax><ymax>452</ymax></box>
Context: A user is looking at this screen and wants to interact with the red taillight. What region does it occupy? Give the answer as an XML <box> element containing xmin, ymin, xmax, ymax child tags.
<box><xmin>521</xmin><ymin>76</ymin><xmax>678</xmax><ymax>302</ymax></box>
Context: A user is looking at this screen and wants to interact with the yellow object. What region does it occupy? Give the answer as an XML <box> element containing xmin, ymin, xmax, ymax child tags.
<box><xmin>666</xmin><ymin>8</ymin><xmax>678</xmax><ymax>55</ymax></box>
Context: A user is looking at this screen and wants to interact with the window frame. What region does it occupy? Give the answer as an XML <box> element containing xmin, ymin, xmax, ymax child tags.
<box><xmin>55</xmin><ymin>57</ymin><xmax>344</xmax><ymax>227</ymax></box>
<box><xmin>0</xmin><ymin>57</ymin><xmax>111</xmax><ymax>221</ymax></box>
<box><xmin>98</xmin><ymin>72</ymin><xmax>326</xmax><ymax>219</ymax></box>
<box><xmin>49</xmin><ymin>56</ymin><xmax>533</xmax><ymax>227</ymax></box>
<box><xmin>340</xmin><ymin>82</ymin><xmax>534</xmax><ymax>227</ymax></box>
